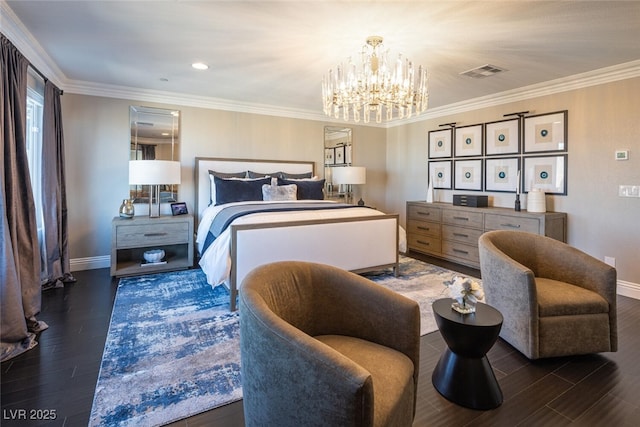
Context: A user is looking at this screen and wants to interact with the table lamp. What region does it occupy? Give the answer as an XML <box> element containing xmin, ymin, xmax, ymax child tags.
<box><xmin>332</xmin><ymin>166</ymin><xmax>366</xmax><ymax>205</ymax></box>
<box><xmin>129</xmin><ymin>160</ymin><xmax>181</xmax><ymax>217</ymax></box>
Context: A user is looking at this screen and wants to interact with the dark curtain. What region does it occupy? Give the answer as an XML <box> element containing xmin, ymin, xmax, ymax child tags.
<box><xmin>1</xmin><ymin>35</ymin><xmax>48</xmax><ymax>361</ymax></box>
<box><xmin>41</xmin><ymin>81</ymin><xmax>75</xmax><ymax>289</ymax></box>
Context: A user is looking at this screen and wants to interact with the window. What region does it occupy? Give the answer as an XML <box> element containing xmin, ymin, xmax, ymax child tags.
<box><xmin>26</xmin><ymin>67</ymin><xmax>46</xmax><ymax>281</ymax></box>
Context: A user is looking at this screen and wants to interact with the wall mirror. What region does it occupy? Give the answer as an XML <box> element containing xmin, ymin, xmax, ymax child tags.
<box><xmin>323</xmin><ymin>126</ymin><xmax>352</xmax><ymax>198</ymax></box>
<box><xmin>129</xmin><ymin>106</ymin><xmax>180</xmax><ymax>203</ymax></box>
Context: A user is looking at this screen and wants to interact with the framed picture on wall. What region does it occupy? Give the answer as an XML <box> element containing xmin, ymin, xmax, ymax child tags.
<box><xmin>485</xmin><ymin>118</ymin><xmax>520</xmax><ymax>155</ymax></box>
<box><xmin>428</xmin><ymin>160</ymin><xmax>452</xmax><ymax>189</ymax></box>
<box><xmin>524</xmin><ymin>110</ymin><xmax>568</xmax><ymax>153</ymax></box>
<box><xmin>454</xmin><ymin>159</ymin><xmax>483</xmax><ymax>191</ymax></box>
<box><xmin>345</xmin><ymin>144</ymin><xmax>352</xmax><ymax>164</ymax></box>
<box><xmin>523</xmin><ymin>155</ymin><xmax>567</xmax><ymax>195</ymax></box>
<box><xmin>428</xmin><ymin>129</ymin><xmax>453</xmax><ymax>158</ymax></box>
<box><xmin>335</xmin><ymin>145</ymin><xmax>346</xmax><ymax>164</ymax></box>
<box><xmin>324</xmin><ymin>148</ymin><xmax>335</xmax><ymax>165</ymax></box>
<box><xmin>485</xmin><ymin>157</ymin><xmax>520</xmax><ymax>193</ymax></box>
<box><xmin>454</xmin><ymin>124</ymin><xmax>483</xmax><ymax>157</ymax></box>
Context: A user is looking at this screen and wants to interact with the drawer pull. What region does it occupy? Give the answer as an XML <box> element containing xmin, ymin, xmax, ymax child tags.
<box><xmin>500</xmin><ymin>223</ymin><xmax>521</xmax><ymax>229</ymax></box>
<box><xmin>453</xmin><ymin>233</ymin><xmax>469</xmax><ymax>238</ymax></box>
<box><xmin>453</xmin><ymin>248</ymin><xmax>469</xmax><ymax>255</ymax></box>
<box><xmin>453</xmin><ymin>216</ymin><xmax>469</xmax><ymax>221</ymax></box>
<box><xmin>417</xmin><ymin>240</ymin><xmax>430</xmax><ymax>246</ymax></box>
<box><xmin>417</xmin><ymin>226</ymin><xmax>430</xmax><ymax>231</ymax></box>
<box><xmin>144</xmin><ymin>232</ymin><xmax>168</xmax><ymax>237</ymax></box>
<box><xmin>417</xmin><ymin>211</ymin><xmax>431</xmax><ymax>216</ymax></box>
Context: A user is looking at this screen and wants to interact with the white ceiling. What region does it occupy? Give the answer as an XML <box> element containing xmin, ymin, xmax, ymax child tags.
<box><xmin>4</xmin><ymin>1</ymin><xmax>640</xmax><ymax>124</ymax></box>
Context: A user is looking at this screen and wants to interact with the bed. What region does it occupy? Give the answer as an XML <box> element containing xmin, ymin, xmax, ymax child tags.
<box><xmin>195</xmin><ymin>157</ymin><xmax>404</xmax><ymax>310</ymax></box>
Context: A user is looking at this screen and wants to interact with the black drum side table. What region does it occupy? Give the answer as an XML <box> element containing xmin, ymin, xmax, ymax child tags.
<box><xmin>431</xmin><ymin>298</ymin><xmax>504</xmax><ymax>410</ymax></box>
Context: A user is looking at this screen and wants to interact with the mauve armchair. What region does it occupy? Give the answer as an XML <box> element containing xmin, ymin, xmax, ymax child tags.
<box><xmin>478</xmin><ymin>230</ymin><xmax>617</xmax><ymax>360</ymax></box>
<box><xmin>239</xmin><ymin>261</ymin><xmax>420</xmax><ymax>427</ymax></box>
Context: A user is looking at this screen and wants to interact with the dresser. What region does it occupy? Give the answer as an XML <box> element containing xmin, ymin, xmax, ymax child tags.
<box><xmin>406</xmin><ymin>201</ymin><xmax>567</xmax><ymax>269</ymax></box>
<box><xmin>111</xmin><ymin>215</ymin><xmax>194</xmax><ymax>277</ymax></box>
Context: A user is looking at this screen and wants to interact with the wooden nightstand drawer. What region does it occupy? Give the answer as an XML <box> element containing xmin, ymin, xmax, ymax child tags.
<box><xmin>116</xmin><ymin>222</ymin><xmax>189</xmax><ymax>248</ymax></box>
<box><xmin>442</xmin><ymin>209</ymin><xmax>483</xmax><ymax>229</ymax></box>
<box><xmin>442</xmin><ymin>225</ymin><xmax>483</xmax><ymax>246</ymax></box>
<box><xmin>407</xmin><ymin>219</ymin><xmax>441</xmax><ymax>238</ymax></box>
<box><xmin>408</xmin><ymin>204</ymin><xmax>442</xmax><ymax>222</ymax></box>
<box><xmin>484</xmin><ymin>214</ymin><xmax>539</xmax><ymax>234</ymax></box>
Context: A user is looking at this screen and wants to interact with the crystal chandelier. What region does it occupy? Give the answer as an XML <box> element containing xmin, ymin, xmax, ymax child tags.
<box><xmin>322</xmin><ymin>36</ymin><xmax>429</xmax><ymax>124</ymax></box>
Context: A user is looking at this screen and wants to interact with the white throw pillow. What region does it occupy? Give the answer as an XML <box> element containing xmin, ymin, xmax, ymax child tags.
<box><xmin>262</xmin><ymin>184</ymin><xmax>297</xmax><ymax>201</ymax></box>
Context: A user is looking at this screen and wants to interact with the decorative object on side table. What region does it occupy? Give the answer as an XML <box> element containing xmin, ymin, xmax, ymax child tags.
<box><xmin>143</xmin><ymin>249</ymin><xmax>165</xmax><ymax>264</ymax></box>
<box><xmin>119</xmin><ymin>198</ymin><xmax>135</xmax><ymax>218</ymax></box>
<box><xmin>515</xmin><ymin>169</ymin><xmax>521</xmax><ymax>211</ymax></box>
<box><xmin>443</xmin><ymin>275</ymin><xmax>485</xmax><ymax>314</ymax></box>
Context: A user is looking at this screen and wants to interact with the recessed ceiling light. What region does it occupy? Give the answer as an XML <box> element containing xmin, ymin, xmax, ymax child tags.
<box><xmin>192</xmin><ymin>62</ymin><xmax>209</xmax><ymax>70</ymax></box>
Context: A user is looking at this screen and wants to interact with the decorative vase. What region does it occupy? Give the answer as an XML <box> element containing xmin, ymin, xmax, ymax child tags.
<box><xmin>426</xmin><ymin>176</ymin><xmax>434</xmax><ymax>203</ymax></box>
<box><xmin>451</xmin><ymin>298</ymin><xmax>476</xmax><ymax>314</ymax></box>
<box><xmin>119</xmin><ymin>198</ymin><xmax>135</xmax><ymax>218</ymax></box>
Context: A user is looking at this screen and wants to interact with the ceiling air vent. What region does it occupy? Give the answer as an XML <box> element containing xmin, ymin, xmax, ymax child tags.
<box><xmin>460</xmin><ymin>64</ymin><xmax>507</xmax><ymax>79</ymax></box>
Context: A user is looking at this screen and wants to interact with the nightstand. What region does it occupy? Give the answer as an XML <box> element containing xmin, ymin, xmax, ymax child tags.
<box><xmin>111</xmin><ymin>215</ymin><xmax>194</xmax><ymax>277</ymax></box>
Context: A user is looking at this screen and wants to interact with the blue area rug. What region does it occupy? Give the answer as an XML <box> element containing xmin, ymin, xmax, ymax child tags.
<box><xmin>89</xmin><ymin>269</ymin><xmax>241</xmax><ymax>426</ymax></box>
<box><xmin>89</xmin><ymin>256</ymin><xmax>476</xmax><ymax>426</ymax></box>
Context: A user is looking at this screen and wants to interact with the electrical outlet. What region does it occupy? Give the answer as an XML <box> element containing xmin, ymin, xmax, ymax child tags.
<box><xmin>605</xmin><ymin>256</ymin><xmax>616</xmax><ymax>267</ymax></box>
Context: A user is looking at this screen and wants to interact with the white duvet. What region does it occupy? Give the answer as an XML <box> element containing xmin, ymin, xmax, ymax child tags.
<box><xmin>196</xmin><ymin>200</ymin><xmax>407</xmax><ymax>287</ymax></box>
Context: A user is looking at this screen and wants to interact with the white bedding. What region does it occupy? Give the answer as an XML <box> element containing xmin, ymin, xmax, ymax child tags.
<box><xmin>197</xmin><ymin>200</ymin><xmax>407</xmax><ymax>288</ymax></box>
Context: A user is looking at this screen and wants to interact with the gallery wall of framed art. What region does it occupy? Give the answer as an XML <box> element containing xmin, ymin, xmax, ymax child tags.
<box><xmin>427</xmin><ymin>110</ymin><xmax>568</xmax><ymax>195</ymax></box>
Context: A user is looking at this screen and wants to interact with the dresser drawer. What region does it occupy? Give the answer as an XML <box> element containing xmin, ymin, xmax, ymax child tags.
<box><xmin>408</xmin><ymin>234</ymin><xmax>441</xmax><ymax>254</ymax></box>
<box><xmin>442</xmin><ymin>225</ymin><xmax>483</xmax><ymax>246</ymax></box>
<box><xmin>408</xmin><ymin>204</ymin><xmax>442</xmax><ymax>222</ymax></box>
<box><xmin>407</xmin><ymin>220</ymin><xmax>441</xmax><ymax>238</ymax></box>
<box><xmin>116</xmin><ymin>222</ymin><xmax>189</xmax><ymax>247</ymax></box>
<box><xmin>442</xmin><ymin>240</ymin><xmax>480</xmax><ymax>264</ymax></box>
<box><xmin>442</xmin><ymin>209</ymin><xmax>484</xmax><ymax>229</ymax></box>
<box><xmin>484</xmin><ymin>214</ymin><xmax>540</xmax><ymax>234</ymax></box>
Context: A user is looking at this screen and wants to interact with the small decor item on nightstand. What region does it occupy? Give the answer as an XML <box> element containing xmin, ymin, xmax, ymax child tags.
<box><xmin>143</xmin><ymin>249</ymin><xmax>165</xmax><ymax>264</ymax></box>
<box><xmin>119</xmin><ymin>199</ymin><xmax>135</xmax><ymax>218</ymax></box>
<box><xmin>171</xmin><ymin>202</ymin><xmax>188</xmax><ymax>216</ymax></box>
<box><xmin>444</xmin><ymin>275</ymin><xmax>485</xmax><ymax>314</ymax></box>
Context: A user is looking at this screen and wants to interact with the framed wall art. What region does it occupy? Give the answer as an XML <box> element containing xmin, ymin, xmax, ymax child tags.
<box><xmin>454</xmin><ymin>124</ymin><xmax>483</xmax><ymax>157</ymax></box>
<box><xmin>454</xmin><ymin>159</ymin><xmax>483</xmax><ymax>191</ymax></box>
<box><xmin>485</xmin><ymin>157</ymin><xmax>520</xmax><ymax>193</ymax></box>
<box><xmin>428</xmin><ymin>129</ymin><xmax>453</xmax><ymax>159</ymax></box>
<box><xmin>485</xmin><ymin>118</ymin><xmax>520</xmax><ymax>155</ymax></box>
<box><xmin>334</xmin><ymin>145</ymin><xmax>345</xmax><ymax>164</ymax></box>
<box><xmin>324</xmin><ymin>147</ymin><xmax>335</xmax><ymax>165</ymax></box>
<box><xmin>524</xmin><ymin>110</ymin><xmax>567</xmax><ymax>153</ymax></box>
<box><xmin>523</xmin><ymin>155</ymin><xmax>567</xmax><ymax>195</ymax></box>
<box><xmin>428</xmin><ymin>160</ymin><xmax>452</xmax><ymax>189</ymax></box>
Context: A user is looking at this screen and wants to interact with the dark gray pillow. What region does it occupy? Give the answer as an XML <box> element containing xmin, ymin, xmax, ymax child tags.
<box><xmin>214</xmin><ymin>176</ymin><xmax>271</xmax><ymax>205</ymax></box>
<box><xmin>281</xmin><ymin>172</ymin><xmax>313</xmax><ymax>179</ymax></box>
<box><xmin>209</xmin><ymin>170</ymin><xmax>247</xmax><ymax>178</ymax></box>
<box><xmin>247</xmin><ymin>170</ymin><xmax>283</xmax><ymax>179</ymax></box>
<box><xmin>278</xmin><ymin>178</ymin><xmax>325</xmax><ymax>200</ymax></box>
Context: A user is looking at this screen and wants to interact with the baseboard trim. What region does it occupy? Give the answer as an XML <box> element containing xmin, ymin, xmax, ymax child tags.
<box><xmin>70</xmin><ymin>255</ymin><xmax>110</xmax><ymax>272</ymax></box>
<box><xmin>617</xmin><ymin>280</ymin><xmax>640</xmax><ymax>300</ymax></box>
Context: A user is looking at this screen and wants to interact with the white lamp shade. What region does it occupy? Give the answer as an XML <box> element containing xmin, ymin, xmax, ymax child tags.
<box><xmin>129</xmin><ymin>160</ymin><xmax>181</xmax><ymax>185</ymax></box>
<box><xmin>332</xmin><ymin>166</ymin><xmax>366</xmax><ymax>185</ymax></box>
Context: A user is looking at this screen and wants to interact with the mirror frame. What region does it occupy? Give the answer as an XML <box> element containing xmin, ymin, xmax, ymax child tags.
<box><xmin>129</xmin><ymin>106</ymin><xmax>181</xmax><ymax>203</ymax></box>
<box><xmin>323</xmin><ymin>126</ymin><xmax>353</xmax><ymax>199</ymax></box>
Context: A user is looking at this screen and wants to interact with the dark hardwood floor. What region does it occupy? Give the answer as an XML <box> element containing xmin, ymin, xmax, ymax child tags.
<box><xmin>2</xmin><ymin>256</ymin><xmax>639</xmax><ymax>426</ymax></box>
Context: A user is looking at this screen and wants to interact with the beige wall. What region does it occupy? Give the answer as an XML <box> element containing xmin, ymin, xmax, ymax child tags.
<box><xmin>386</xmin><ymin>77</ymin><xmax>640</xmax><ymax>283</ymax></box>
<box><xmin>62</xmin><ymin>77</ymin><xmax>639</xmax><ymax>283</ymax></box>
<box><xmin>61</xmin><ymin>95</ymin><xmax>387</xmax><ymax>262</ymax></box>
